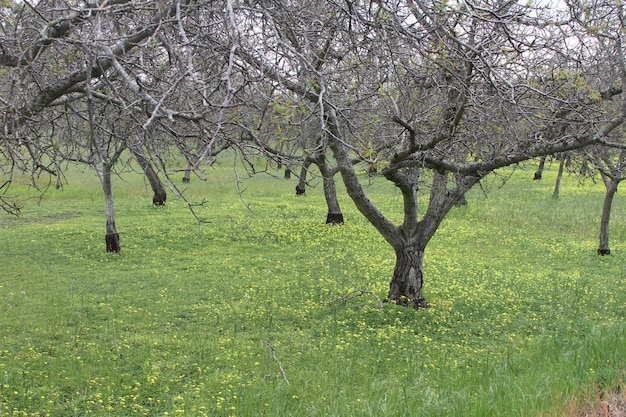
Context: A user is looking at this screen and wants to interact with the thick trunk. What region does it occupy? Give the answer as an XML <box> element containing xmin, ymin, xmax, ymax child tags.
<box><xmin>386</xmin><ymin>245</ymin><xmax>428</xmax><ymax>309</ymax></box>
<box><xmin>534</xmin><ymin>156</ymin><xmax>547</xmax><ymax>180</ymax></box>
<box><xmin>132</xmin><ymin>150</ymin><xmax>166</xmax><ymax>205</ymax></box>
<box><xmin>99</xmin><ymin>165</ymin><xmax>120</xmax><ymax>253</ymax></box>
<box><xmin>553</xmin><ymin>156</ymin><xmax>565</xmax><ymax>198</ymax></box>
<box><xmin>326</xmin><ymin>212</ymin><xmax>344</xmax><ymax>224</ymax></box>
<box><xmin>598</xmin><ymin>180</ymin><xmax>618</xmax><ymax>255</ymax></box>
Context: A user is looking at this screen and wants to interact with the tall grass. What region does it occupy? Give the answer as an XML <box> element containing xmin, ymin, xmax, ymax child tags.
<box><xmin>0</xmin><ymin>161</ymin><xmax>625</xmax><ymax>416</ymax></box>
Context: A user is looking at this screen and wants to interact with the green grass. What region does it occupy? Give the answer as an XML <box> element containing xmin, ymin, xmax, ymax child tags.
<box><xmin>1</xmin><ymin>161</ymin><xmax>625</xmax><ymax>416</ymax></box>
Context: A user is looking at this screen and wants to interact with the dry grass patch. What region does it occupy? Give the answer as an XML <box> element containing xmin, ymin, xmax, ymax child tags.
<box><xmin>564</xmin><ymin>384</ymin><xmax>626</xmax><ymax>417</ymax></box>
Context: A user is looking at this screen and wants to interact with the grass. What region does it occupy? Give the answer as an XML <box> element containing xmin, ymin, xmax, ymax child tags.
<box><xmin>1</xmin><ymin>160</ymin><xmax>625</xmax><ymax>416</ymax></box>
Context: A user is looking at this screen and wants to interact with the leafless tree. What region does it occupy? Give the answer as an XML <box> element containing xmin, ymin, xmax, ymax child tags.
<box><xmin>551</xmin><ymin>0</ymin><xmax>626</xmax><ymax>255</ymax></box>
<box><xmin>0</xmin><ymin>0</ymin><xmax>240</xmax><ymax>249</ymax></box>
<box><xmin>3</xmin><ymin>0</ymin><xmax>626</xmax><ymax>304</ymax></box>
<box><xmin>225</xmin><ymin>0</ymin><xmax>626</xmax><ymax>308</ymax></box>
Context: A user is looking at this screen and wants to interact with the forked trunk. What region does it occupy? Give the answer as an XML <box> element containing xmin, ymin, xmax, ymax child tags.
<box><xmin>386</xmin><ymin>246</ymin><xmax>428</xmax><ymax>309</ymax></box>
<box><xmin>598</xmin><ymin>180</ymin><xmax>618</xmax><ymax>255</ymax></box>
<box><xmin>99</xmin><ymin>165</ymin><xmax>120</xmax><ymax>253</ymax></box>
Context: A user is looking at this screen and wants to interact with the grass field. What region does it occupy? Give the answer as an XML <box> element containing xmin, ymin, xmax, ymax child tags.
<box><xmin>1</xmin><ymin>160</ymin><xmax>625</xmax><ymax>416</ymax></box>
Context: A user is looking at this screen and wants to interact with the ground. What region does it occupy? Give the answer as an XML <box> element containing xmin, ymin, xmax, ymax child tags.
<box><xmin>568</xmin><ymin>386</ymin><xmax>625</xmax><ymax>417</ymax></box>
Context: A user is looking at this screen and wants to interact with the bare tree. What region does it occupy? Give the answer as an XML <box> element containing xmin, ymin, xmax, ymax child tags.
<box><xmin>227</xmin><ymin>0</ymin><xmax>626</xmax><ymax>308</ymax></box>
<box><xmin>3</xmin><ymin>0</ymin><xmax>626</xmax><ymax>303</ymax></box>
<box><xmin>553</xmin><ymin>0</ymin><xmax>626</xmax><ymax>254</ymax></box>
<box><xmin>589</xmin><ymin>146</ymin><xmax>626</xmax><ymax>255</ymax></box>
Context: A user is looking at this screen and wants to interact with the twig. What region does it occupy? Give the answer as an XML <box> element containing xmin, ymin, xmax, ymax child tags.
<box><xmin>233</xmin><ymin>155</ymin><xmax>252</xmax><ymax>212</ymax></box>
<box><xmin>263</xmin><ymin>342</ymin><xmax>290</xmax><ymax>385</ymax></box>
<box><xmin>334</xmin><ymin>281</ymin><xmax>384</xmax><ymax>309</ymax></box>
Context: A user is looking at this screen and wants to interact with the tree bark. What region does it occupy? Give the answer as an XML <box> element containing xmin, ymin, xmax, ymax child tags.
<box><xmin>386</xmin><ymin>245</ymin><xmax>428</xmax><ymax>309</ymax></box>
<box><xmin>598</xmin><ymin>179</ymin><xmax>618</xmax><ymax>255</ymax></box>
<box><xmin>98</xmin><ymin>164</ymin><xmax>120</xmax><ymax>253</ymax></box>
<box><xmin>182</xmin><ymin>159</ymin><xmax>192</xmax><ymax>183</ymax></box>
<box><xmin>553</xmin><ymin>155</ymin><xmax>565</xmax><ymax>199</ymax></box>
<box><xmin>534</xmin><ymin>155</ymin><xmax>547</xmax><ymax>180</ymax></box>
<box><xmin>130</xmin><ymin>148</ymin><xmax>166</xmax><ymax>205</ymax></box>
<box><xmin>315</xmin><ymin>154</ymin><xmax>344</xmax><ymax>225</ymax></box>
<box><xmin>296</xmin><ymin>156</ymin><xmax>314</xmax><ymax>195</ymax></box>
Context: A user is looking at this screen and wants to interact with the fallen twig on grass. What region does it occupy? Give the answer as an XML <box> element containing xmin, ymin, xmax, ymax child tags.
<box><xmin>263</xmin><ymin>342</ymin><xmax>290</xmax><ymax>385</ymax></box>
<box><xmin>333</xmin><ymin>281</ymin><xmax>384</xmax><ymax>309</ymax></box>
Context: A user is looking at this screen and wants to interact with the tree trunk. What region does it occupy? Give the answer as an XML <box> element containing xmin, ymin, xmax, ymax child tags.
<box><xmin>386</xmin><ymin>245</ymin><xmax>428</xmax><ymax>309</ymax></box>
<box><xmin>534</xmin><ymin>155</ymin><xmax>547</xmax><ymax>180</ymax></box>
<box><xmin>454</xmin><ymin>173</ymin><xmax>468</xmax><ymax>206</ymax></box>
<box><xmin>182</xmin><ymin>159</ymin><xmax>192</xmax><ymax>183</ymax></box>
<box><xmin>296</xmin><ymin>156</ymin><xmax>314</xmax><ymax>195</ymax></box>
<box><xmin>316</xmin><ymin>154</ymin><xmax>344</xmax><ymax>224</ymax></box>
<box><xmin>99</xmin><ymin>164</ymin><xmax>120</xmax><ymax>253</ymax></box>
<box><xmin>598</xmin><ymin>180</ymin><xmax>618</xmax><ymax>255</ymax></box>
<box><xmin>553</xmin><ymin>155</ymin><xmax>565</xmax><ymax>199</ymax></box>
<box><xmin>131</xmin><ymin>149</ymin><xmax>166</xmax><ymax>205</ymax></box>
<box><xmin>284</xmin><ymin>167</ymin><xmax>291</xmax><ymax>179</ymax></box>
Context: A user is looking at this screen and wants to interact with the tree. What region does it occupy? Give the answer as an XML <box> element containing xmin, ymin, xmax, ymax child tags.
<box><xmin>553</xmin><ymin>0</ymin><xmax>626</xmax><ymax>254</ymax></box>
<box><xmin>228</xmin><ymin>0</ymin><xmax>626</xmax><ymax>308</ymax></box>
<box><xmin>0</xmin><ymin>0</ymin><xmax>239</xmax><ymax>249</ymax></box>
<box><xmin>0</xmin><ymin>0</ymin><xmax>187</xmax><ymax>213</ymax></box>
<box><xmin>589</xmin><ymin>146</ymin><xmax>626</xmax><ymax>255</ymax></box>
<box><xmin>3</xmin><ymin>0</ymin><xmax>626</xmax><ymax>305</ymax></box>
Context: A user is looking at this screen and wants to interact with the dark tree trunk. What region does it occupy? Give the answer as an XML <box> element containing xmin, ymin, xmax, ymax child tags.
<box><xmin>284</xmin><ymin>168</ymin><xmax>291</xmax><ymax>179</ymax></box>
<box><xmin>99</xmin><ymin>164</ymin><xmax>120</xmax><ymax>253</ymax></box>
<box><xmin>296</xmin><ymin>156</ymin><xmax>314</xmax><ymax>195</ymax></box>
<box><xmin>553</xmin><ymin>155</ymin><xmax>565</xmax><ymax>199</ymax></box>
<box><xmin>106</xmin><ymin>231</ymin><xmax>120</xmax><ymax>253</ymax></box>
<box><xmin>131</xmin><ymin>149</ymin><xmax>166</xmax><ymax>205</ymax></box>
<box><xmin>295</xmin><ymin>184</ymin><xmax>306</xmax><ymax>195</ymax></box>
<box><xmin>598</xmin><ymin>180</ymin><xmax>618</xmax><ymax>255</ymax></box>
<box><xmin>315</xmin><ymin>154</ymin><xmax>344</xmax><ymax>225</ymax></box>
<box><xmin>534</xmin><ymin>155</ymin><xmax>547</xmax><ymax>180</ymax></box>
<box><xmin>326</xmin><ymin>212</ymin><xmax>344</xmax><ymax>224</ymax></box>
<box><xmin>386</xmin><ymin>245</ymin><xmax>427</xmax><ymax>309</ymax></box>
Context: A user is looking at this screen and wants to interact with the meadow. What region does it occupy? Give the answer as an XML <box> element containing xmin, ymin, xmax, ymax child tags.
<box><xmin>0</xmin><ymin>159</ymin><xmax>625</xmax><ymax>416</ymax></box>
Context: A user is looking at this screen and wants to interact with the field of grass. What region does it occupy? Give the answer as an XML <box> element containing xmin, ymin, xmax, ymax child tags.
<box><xmin>1</xmin><ymin>160</ymin><xmax>625</xmax><ymax>416</ymax></box>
